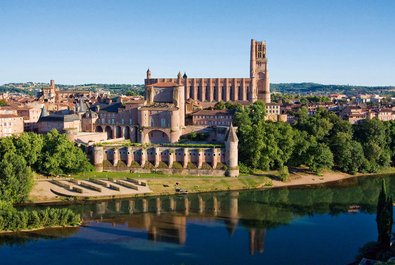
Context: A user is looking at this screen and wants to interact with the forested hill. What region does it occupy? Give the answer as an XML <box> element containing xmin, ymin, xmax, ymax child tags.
<box><xmin>271</xmin><ymin>83</ymin><xmax>395</xmax><ymax>95</ymax></box>
<box><xmin>0</xmin><ymin>83</ymin><xmax>145</xmax><ymax>96</ymax></box>
<box><xmin>1</xmin><ymin>82</ymin><xmax>394</xmax><ymax>96</ymax></box>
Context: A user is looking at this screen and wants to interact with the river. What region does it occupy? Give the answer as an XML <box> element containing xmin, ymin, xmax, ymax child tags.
<box><xmin>1</xmin><ymin>174</ymin><xmax>395</xmax><ymax>265</ymax></box>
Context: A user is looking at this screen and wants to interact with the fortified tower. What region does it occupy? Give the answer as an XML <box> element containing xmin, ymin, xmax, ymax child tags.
<box><xmin>250</xmin><ymin>39</ymin><xmax>270</xmax><ymax>103</ymax></box>
<box><xmin>93</xmin><ymin>146</ymin><xmax>104</xmax><ymax>172</ymax></box>
<box><xmin>41</xmin><ymin>79</ymin><xmax>58</xmax><ymax>103</ymax></box>
<box><xmin>225</xmin><ymin>124</ymin><xmax>239</xmax><ymax>177</ymax></box>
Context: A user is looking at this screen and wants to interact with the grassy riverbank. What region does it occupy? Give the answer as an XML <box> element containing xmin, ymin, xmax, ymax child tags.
<box><xmin>30</xmin><ymin>172</ymin><xmax>273</xmax><ymax>202</ymax></box>
<box><xmin>28</xmin><ymin>167</ymin><xmax>395</xmax><ymax>204</ymax></box>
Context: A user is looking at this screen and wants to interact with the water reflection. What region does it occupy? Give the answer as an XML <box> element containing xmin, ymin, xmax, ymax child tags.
<box><xmin>0</xmin><ymin>227</ymin><xmax>80</xmax><ymax>246</ymax></box>
<box><xmin>85</xmin><ymin>191</ymin><xmax>244</xmax><ymax>247</ymax></box>
<box><xmin>3</xmin><ymin>174</ymin><xmax>395</xmax><ymax>260</ymax></box>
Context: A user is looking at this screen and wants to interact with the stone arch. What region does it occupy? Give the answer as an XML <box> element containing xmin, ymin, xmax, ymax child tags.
<box><xmin>96</xmin><ymin>126</ymin><xmax>103</xmax><ymax>132</ymax></box>
<box><xmin>115</xmin><ymin>126</ymin><xmax>123</xmax><ymax>138</ymax></box>
<box><xmin>124</xmin><ymin>126</ymin><xmax>131</xmax><ymax>139</ymax></box>
<box><xmin>148</xmin><ymin>130</ymin><xmax>170</xmax><ymax>144</ymax></box>
<box><xmin>105</xmin><ymin>126</ymin><xmax>113</xmax><ymax>139</ymax></box>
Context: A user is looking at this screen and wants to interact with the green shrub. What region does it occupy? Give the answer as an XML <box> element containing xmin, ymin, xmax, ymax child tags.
<box><xmin>172</xmin><ymin>162</ymin><xmax>183</xmax><ymax>169</ymax></box>
<box><xmin>201</xmin><ymin>162</ymin><xmax>212</xmax><ymax>170</ymax></box>
<box><xmin>278</xmin><ymin>166</ymin><xmax>289</xmax><ymax>182</ymax></box>
<box><xmin>130</xmin><ymin>161</ymin><xmax>141</xmax><ymax>168</ymax></box>
<box><xmin>187</xmin><ymin>162</ymin><xmax>197</xmax><ymax>169</ymax></box>
<box><xmin>157</xmin><ymin>161</ymin><xmax>168</xmax><ymax>168</ymax></box>
<box><xmin>0</xmin><ymin>203</ymin><xmax>81</xmax><ymax>232</ymax></box>
<box><xmin>143</xmin><ymin>161</ymin><xmax>154</xmax><ymax>169</ymax></box>
<box><xmin>103</xmin><ymin>160</ymin><xmax>113</xmax><ymax>168</ymax></box>
<box><xmin>239</xmin><ymin>163</ymin><xmax>252</xmax><ymax>174</ymax></box>
<box><xmin>116</xmin><ymin>160</ymin><xmax>128</xmax><ymax>168</ymax></box>
<box><xmin>216</xmin><ymin>162</ymin><xmax>227</xmax><ymax>170</ymax></box>
<box><xmin>28</xmin><ymin>210</ymin><xmax>41</xmax><ymax>228</ymax></box>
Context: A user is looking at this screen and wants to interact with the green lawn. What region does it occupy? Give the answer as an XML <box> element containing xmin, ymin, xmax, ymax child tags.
<box><xmin>70</xmin><ymin>171</ymin><xmax>271</xmax><ymax>196</ymax></box>
<box><xmin>72</xmin><ymin>171</ymin><xmax>225</xmax><ymax>180</ymax></box>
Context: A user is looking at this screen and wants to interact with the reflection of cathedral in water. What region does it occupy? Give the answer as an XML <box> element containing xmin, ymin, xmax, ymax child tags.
<box><xmin>84</xmin><ymin>191</ymin><xmax>266</xmax><ymax>255</ymax></box>
<box><xmin>249</xmin><ymin>229</ymin><xmax>266</xmax><ymax>255</ymax></box>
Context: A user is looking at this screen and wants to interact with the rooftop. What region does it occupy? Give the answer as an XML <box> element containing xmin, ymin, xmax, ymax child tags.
<box><xmin>39</xmin><ymin>113</ymin><xmax>80</xmax><ymax>122</ymax></box>
<box><xmin>0</xmin><ymin>114</ymin><xmax>20</xmax><ymax>119</ymax></box>
<box><xmin>148</xmin><ymin>81</ymin><xmax>179</xmax><ymax>87</ymax></box>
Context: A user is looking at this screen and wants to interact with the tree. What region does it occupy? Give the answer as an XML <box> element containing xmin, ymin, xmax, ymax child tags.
<box><xmin>258</xmin><ymin>122</ymin><xmax>295</xmax><ymax>170</ymax></box>
<box><xmin>37</xmin><ymin>129</ymin><xmax>94</xmax><ymax>175</ymax></box>
<box><xmin>12</xmin><ymin>133</ymin><xmax>43</xmax><ymax>167</ymax></box>
<box><xmin>289</xmin><ymin>130</ymin><xmax>316</xmax><ymax>167</ymax></box>
<box><xmin>330</xmin><ymin>132</ymin><xmax>365</xmax><ymax>174</ymax></box>
<box><xmin>385</xmin><ymin>121</ymin><xmax>395</xmax><ymax>165</ymax></box>
<box><xmin>354</xmin><ymin>119</ymin><xmax>387</xmax><ymax>147</ymax></box>
<box><xmin>234</xmin><ymin>103</ymin><xmax>262</xmax><ymax>168</ymax></box>
<box><xmin>126</xmin><ymin>89</ymin><xmax>142</xmax><ymax>96</ymax></box>
<box><xmin>295</xmin><ymin>108</ymin><xmax>333</xmax><ymax>141</ymax></box>
<box><xmin>353</xmin><ymin>119</ymin><xmax>391</xmax><ymax>171</ymax></box>
<box><xmin>247</xmin><ymin>101</ymin><xmax>266</xmax><ymax>124</ymax></box>
<box><xmin>0</xmin><ymin>139</ymin><xmax>33</xmax><ymax>203</ymax></box>
<box><xmin>214</xmin><ymin>101</ymin><xmax>226</xmax><ymax>110</ymax></box>
<box><xmin>306</xmin><ymin>143</ymin><xmax>334</xmax><ymax>174</ymax></box>
<box><xmin>376</xmin><ymin>180</ymin><xmax>393</xmax><ymax>250</ymax></box>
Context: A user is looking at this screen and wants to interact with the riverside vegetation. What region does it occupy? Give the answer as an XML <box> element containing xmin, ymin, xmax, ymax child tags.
<box><xmin>0</xmin><ymin>129</ymin><xmax>91</xmax><ymax>232</ymax></box>
<box><xmin>354</xmin><ymin>180</ymin><xmax>395</xmax><ymax>263</ymax></box>
<box><xmin>226</xmin><ymin>101</ymin><xmax>395</xmax><ymax>176</ymax></box>
<box><xmin>2</xmin><ymin>102</ymin><xmax>395</xmax><ymax>230</ymax></box>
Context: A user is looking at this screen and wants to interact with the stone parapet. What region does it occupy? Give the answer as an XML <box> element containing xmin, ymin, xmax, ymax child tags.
<box><xmin>89</xmin><ymin>144</ymin><xmax>237</xmax><ymax>176</ymax></box>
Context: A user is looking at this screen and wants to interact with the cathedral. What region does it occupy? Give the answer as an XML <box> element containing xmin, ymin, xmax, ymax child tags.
<box><xmin>145</xmin><ymin>39</ymin><xmax>270</xmax><ymax>105</ymax></box>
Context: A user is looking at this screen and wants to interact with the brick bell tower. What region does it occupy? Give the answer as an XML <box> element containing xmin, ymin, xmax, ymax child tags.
<box><xmin>250</xmin><ymin>39</ymin><xmax>270</xmax><ymax>103</ymax></box>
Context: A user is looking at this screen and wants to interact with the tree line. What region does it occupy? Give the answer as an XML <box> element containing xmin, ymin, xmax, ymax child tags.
<box><xmin>0</xmin><ymin>129</ymin><xmax>93</xmax><ymax>204</ymax></box>
<box><xmin>0</xmin><ymin>129</ymin><xmax>90</xmax><ymax>231</ymax></box>
<box><xmin>271</xmin><ymin>82</ymin><xmax>394</xmax><ymax>95</ymax></box>
<box><xmin>233</xmin><ymin>101</ymin><xmax>395</xmax><ymax>175</ymax></box>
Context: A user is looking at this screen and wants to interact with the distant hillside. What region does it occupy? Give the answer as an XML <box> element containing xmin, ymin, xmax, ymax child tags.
<box><xmin>271</xmin><ymin>83</ymin><xmax>395</xmax><ymax>95</ymax></box>
<box><xmin>1</xmin><ymin>82</ymin><xmax>394</xmax><ymax>97</ymax></box>
<box><xmin>56</xmin><ymin>84</ymin><xmax>145</xmax><ymax>96</ymax></box>
<box><xmin>0</xmin><ymin>83</ymin><xmax>145</xmax><ymax>96</ymax></box>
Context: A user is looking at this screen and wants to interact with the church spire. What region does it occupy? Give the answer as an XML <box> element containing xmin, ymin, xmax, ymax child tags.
<box><xmin>146</xmin><ymin>68</ymin><xmax>151</xmax><ymax>80</ymax></box>
<box><xmin>177</xmin><ymin>71</ymin><xmax>182</xmax><ymax>84</ymax></box>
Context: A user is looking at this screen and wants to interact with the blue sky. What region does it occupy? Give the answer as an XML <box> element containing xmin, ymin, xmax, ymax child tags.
<box><xmin>0</xmin><ymin>0</ymin><xmax>394</xmax><ymax>85</ymax></box>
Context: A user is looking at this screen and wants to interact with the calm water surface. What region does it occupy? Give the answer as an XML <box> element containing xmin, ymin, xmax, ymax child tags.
<box><xmin>2</xmin><ymin>175</ymin><xmax>395</xmax><ymax>265</ymax></box>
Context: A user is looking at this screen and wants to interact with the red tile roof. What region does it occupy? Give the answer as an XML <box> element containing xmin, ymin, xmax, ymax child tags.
<box><xmin>148</xmin><ymin>81</ymin><xmax>179</xmax><ymax>87</ymax></box>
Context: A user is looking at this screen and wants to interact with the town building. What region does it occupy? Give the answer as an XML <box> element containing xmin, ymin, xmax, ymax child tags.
<box><xmin>0</xmin><ymin>107</ymin><xmax>24</xmax><ymax>137</ymax></box>
<box><xmin>191</xmin><ymin>110</ymin><xmax>234</xmax><ymax>126</ymax></box>
<box><xmin>38</xmin><ymin>80</ymin><xmax>93</xmax><ymax>103</ymax></box>
<box><xmin>37</xmin><ymin>109</ymin><xmax>81</xmax><ymax>133</ymax></box>
<box><xmin>16</xmin><ymin>106</ymin><xmax>42</xmax><ymax>131</ymax></box>
<box><xmin>264</xmin><ymin>103</ymin><xmax>287</xmax><ymax>122</ymax></box>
